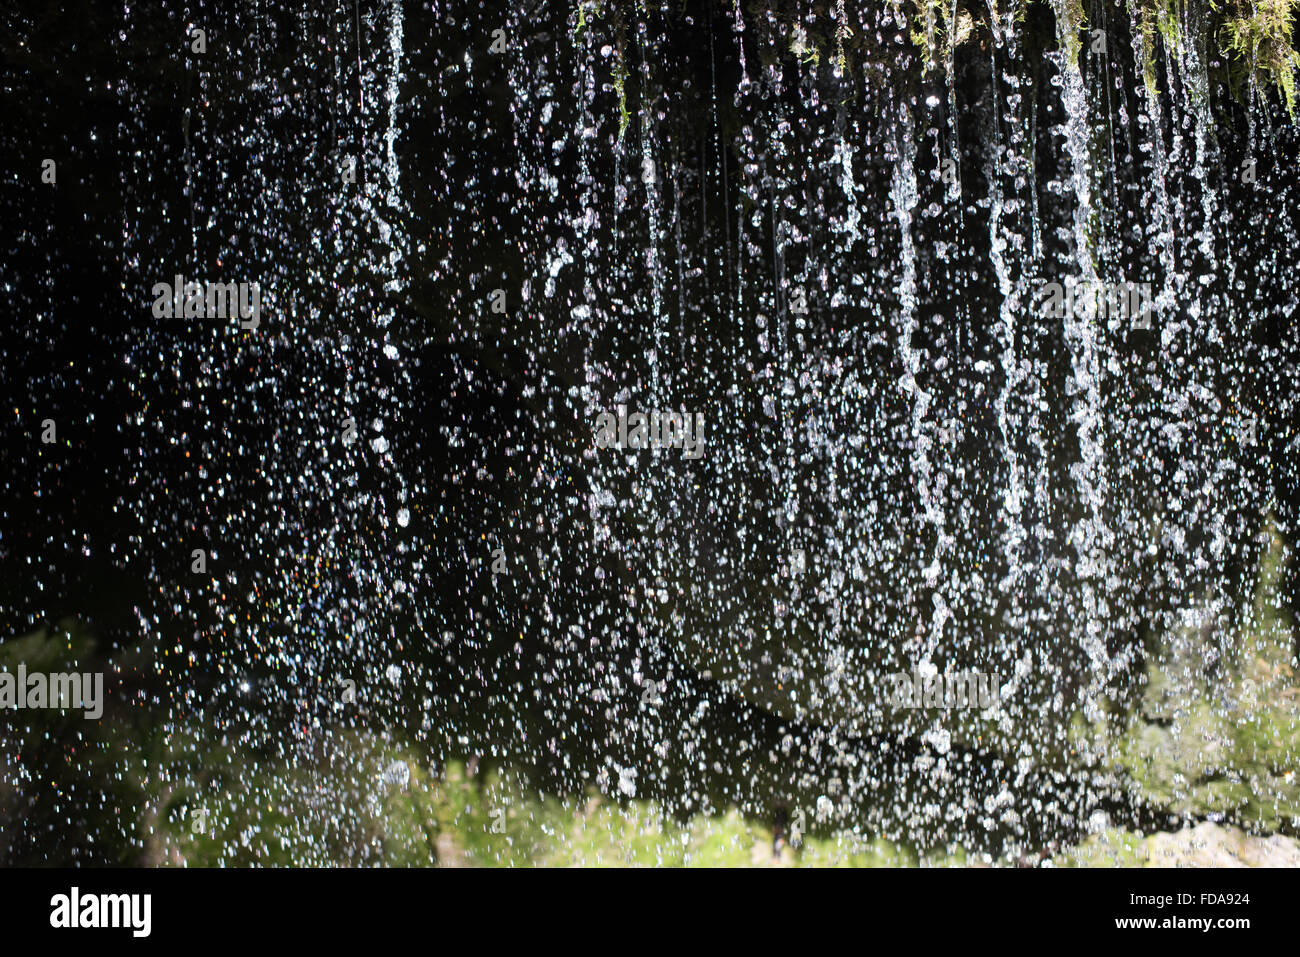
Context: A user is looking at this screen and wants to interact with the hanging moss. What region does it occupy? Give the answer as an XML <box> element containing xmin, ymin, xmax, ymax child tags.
<box><xmin>1134</xmin><ymin>0</ymin><xmax>1180</xmax><ymax>96</ymax></box>
<box><xmin>908</xmin><ymin>0</ymin><xmax>980</xmax><ymax>73</ymax></box>
<box><xmin>1215</xmin><ymin>0</ymin><xmax>1300</xmax><ymax>114</ymax></box>
<box><xmin>645</xmin><ymin>1</ymin><xmax>1298</xmax><ymax>116</ymax></box>
<box><xmin>1051</xmin><ymin>0</ymin><xmax>1089</xmax><ymax>63</ymax></box>
<box><xmin>612</xmin><ymin>56</ymin><xmax>632</xmax><ymax>142</ymax></box>
<box><xmin>572</xmin><ymin>0</ymin><xmax>632</xmax><ymax>141</ymax></box>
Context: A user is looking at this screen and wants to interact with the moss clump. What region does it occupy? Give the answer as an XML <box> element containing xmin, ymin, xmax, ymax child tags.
<box><xmin>571</xmin><ymin>2</ymin><xmax>631</xmax><ymax>142</ymax></box>
<box><xmin>909</xmin><ymin>0</ymin><xmax>981</xmax><ymax>73</ymax></box>
<box><xmin>1054</xmin><ymin>826</ymin><xmax>1155</xmax><ymax>866</ymax></box>
<box><xmin>1052</xmin><ymin>0</ymin><xmax>1089</xmax><ymax>64</ymax></box>
<box><xmin>573</xmin><ymin>0</ymin><xmax>599</xmax><ymax>39</ymax></box>
<box><xmin>665</xmin><ymin>0</ymin><xmax>1299</xmax><ymax>115</ymax></box>
<box><xmin>1118</xmin><ymin>0</ymin><xmax>1297</xmax><ymax>112</ymax></box>
<box><xmin>1094</xmin><ymin>517</ymin><xmax>1300</xmax><ymax>833</ymax></box>
<box><xmin>1214</xmin><ymin>0</ymin><xmax>1300</xmax><ymax>114</ymax></box>
<box><xmin>1135</xmin><ymin>0</ymin><xmax>1182</xmax><ymax>96</ymax></box>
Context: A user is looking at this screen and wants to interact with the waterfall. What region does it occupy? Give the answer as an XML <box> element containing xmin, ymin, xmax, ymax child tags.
<box><xmin>4</xmin><ymin>0</ymin><xmax>1297</xmax><ymax>865</ymax></box>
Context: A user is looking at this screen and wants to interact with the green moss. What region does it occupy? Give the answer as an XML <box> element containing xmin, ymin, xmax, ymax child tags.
<box><xmin>1215</xmin><ymin>0</ymin><xmax>1300</xmax><ymax>114</ymax></box>
<box><xmin>1052</xmin><ymin>0</ymin><xmax>1089</xmax><ymax>64</ymax></box>
<box><xmin>1099</xmin><ymin>516</ymin><xmax>1300</xmax><ymax>833</ymax></box>
<box><xmin>612</xmin><ymin>5</ymin><xmax>631</xmax><ymax>143</ymax></box>
<box><xmin>1135</xmin><ymin>0</ymin><xmax>1181</xmax><ymax>96</ymax></box>
<box><xmin>909</xmin><ymin>0</ymin><xmax>981</xmax><ymax>72</ymax></box>
<box><xmin>910</xmin><ymin>0</ymin><xmax>943</xmax><ymax>67</ymax></box>
<box><xmin>613</xmin><ymin>60</ymin><xmax>631</xmax><ymax>143</ymax></box>
<box><xmin>1129</xmin><ymin>0</ymin><xmax>1298</xmax><ymax>111</ymax></box>
<box><xmin>1055</xmin><ymin>827</ymin><xmax>1153</xmax><ymax>866</ymax></box>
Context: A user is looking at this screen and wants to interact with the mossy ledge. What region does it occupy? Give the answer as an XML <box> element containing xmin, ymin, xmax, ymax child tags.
<box><xmin>575</xmin><ymin>1</ymin><xmax>1298</xmax><ymax>118</ymax></box>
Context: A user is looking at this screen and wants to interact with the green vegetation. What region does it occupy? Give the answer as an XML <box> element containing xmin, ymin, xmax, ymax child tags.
<box><xmin>6</xmin><ymin>509</ymin><xmax>1298</xmax><ymax>866</ymax></box>
<box><xmin>0</xmin><ymin>620</ymin><xmax>937</xmax><ymax>866</ymax></box>
<box><xmin>1136</xmin><ymin>0</ymin><xmax>1181</xmax><ymax>96</ymax></box>
<box><xmin>1073</xmin><ymin>517</ymin><xmax>1300</xmax><ymax>834</ymax></box>
<box><xmin>1215</xmin><ymin>0</ymin><xmax>1300</xmax><ymax>113</ymax></box>
<box><xmin>749</xmin><ymin>1</ymin><xmax>1296</xmax><ymax>111</ymax></box>
<box><xmin>1056</xmin><ymin>821</ymin><xmax>1300</xmax><ymax>865</ymax></box>
<box><xmin>567</xmin><ymin>1</ymin><xmax>1296</xmax><ymax>138</ymax></box>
